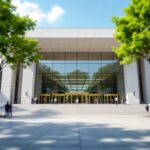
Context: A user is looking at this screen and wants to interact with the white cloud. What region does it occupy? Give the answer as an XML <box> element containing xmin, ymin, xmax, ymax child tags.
<box><xmin>12</xmin><ymin>0</ymin><xmax>46</xmax><ymax>22</ymax></box>
<box><xmin>12</xmin><ymin>0</ymin><xmax>65</xmax><ymax>24</ymax></box>
<box><xmin>47</xmin><ymin>5</ymin><xmax>65</xmax><ymax>23</ymax></box>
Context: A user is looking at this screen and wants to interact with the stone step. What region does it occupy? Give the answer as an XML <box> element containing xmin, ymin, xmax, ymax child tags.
<box><xmin>1</xmin><ymin>104</ymin><xmax>148</xmax><ymax>118</ymax></box>
<box><xmin>12</xmin><ymin>104</ymin><xmax>147</xmax><ymax>113</ymax></box>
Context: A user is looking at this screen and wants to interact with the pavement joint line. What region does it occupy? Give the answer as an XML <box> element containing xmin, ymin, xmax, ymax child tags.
<box><xmin>0</xmin><ymin>104</ymin><xmax>150</xmax><ymax>150</ymax></box>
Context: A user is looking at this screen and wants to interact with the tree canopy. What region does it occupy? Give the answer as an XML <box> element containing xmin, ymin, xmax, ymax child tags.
<box><xmin>112</xmin><ymin>0</ymin><xmax>150</xmax><ymax>64</ymax></box>
<box><xmin>0</xmin><ymin>0</ymin><xmax>41</xmax><ymax>70</ymax></box>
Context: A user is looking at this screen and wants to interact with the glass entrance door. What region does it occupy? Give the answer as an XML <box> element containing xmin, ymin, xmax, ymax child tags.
<box><xmin>103</xmin><ymin>94</ymin><xmax>119</xmax><ymax>104</ymax></box>
<box><xmin>38</xmin><ymin>93</ymin><xmax>107</xmax><ymax>104</ymax></box>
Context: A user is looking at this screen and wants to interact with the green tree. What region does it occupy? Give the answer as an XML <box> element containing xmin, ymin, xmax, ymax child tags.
<box><xmin>0</xmin><ymin>0</ymin><xmax>41</xmax><ymax>71</ymax></box>
<box><xmin>112</xmin><ymin>0</ymin><xmax>150</xmax><ymax>64</ymax></box>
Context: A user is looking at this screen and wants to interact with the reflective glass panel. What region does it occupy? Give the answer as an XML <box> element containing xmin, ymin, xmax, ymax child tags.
<box><xmin>35</xmin><ymin>52</ymin><xmax>125</xmax><ymax>98</ymax></box>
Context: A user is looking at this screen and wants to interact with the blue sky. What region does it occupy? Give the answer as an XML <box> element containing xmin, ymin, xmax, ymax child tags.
<box><xmin>12</xmin><ymin>0</ymin><xmax>131</xmax><ymax>28</ymax></box>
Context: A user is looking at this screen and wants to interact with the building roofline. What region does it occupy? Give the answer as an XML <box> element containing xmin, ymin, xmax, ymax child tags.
<box><xmin>26</xmin><ymin>28</ymin><xmax>115</xmax><ymax>38</ymax></box>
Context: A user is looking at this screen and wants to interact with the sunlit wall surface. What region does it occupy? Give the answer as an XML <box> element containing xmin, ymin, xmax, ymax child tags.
<box><xmin>35</xmin><ymin>52</ymin><xmax>124</xmax><ymax>97</ymax></box>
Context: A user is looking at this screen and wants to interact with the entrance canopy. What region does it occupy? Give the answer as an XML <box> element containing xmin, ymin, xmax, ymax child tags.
<box><xmin>26</xmin><ymin>29</ymin><xmax>119</xmax><ymax>53</ymax></box>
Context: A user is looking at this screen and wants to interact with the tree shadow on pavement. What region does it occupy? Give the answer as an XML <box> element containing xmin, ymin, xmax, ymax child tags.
<box><xmin>0</xmin><ymin>119</ymin><xmax>150</xmax><ymax>150</ymax></box>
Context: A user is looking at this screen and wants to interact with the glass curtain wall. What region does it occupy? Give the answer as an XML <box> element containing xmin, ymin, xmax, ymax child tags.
<box><xmin>35</xmin><ymin>52</ymin><xmax>124</xmax><ymax>98</ymax></box>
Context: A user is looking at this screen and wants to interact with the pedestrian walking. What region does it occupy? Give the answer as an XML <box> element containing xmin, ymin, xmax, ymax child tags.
<box><xmin>5</xmin><ymin>101</ymin><xmax>10</xmax><ymax>118</ymax></box>
<box><xmin>54</xmin><ymin>97</ymin><xmax>57</xmax><ymax>104</ymax></box>
<box><xmin>115</xmin><ymin>97</ymin><xmax>118</xmax><ymax>105</ymax></box>
<box><xmin>145</xmin><ymin>103</ymin><xmax>149</xmax><ymax>112</ymax></box>
<box><xmin>34</xmin><ymin>97</ymin><xmax>37</xmax><ymax>104</ymax></box>
<box><xmin>123</xmin><ymin>98</ymin><xmax>126</xmax><ymax>104</ymax></box>
<box><xmin>75</xmin><ymin>98</ymin><xmax>79</xmax><ymax>104</ymax></box>
<box><xmin>9</xmin><ymin>102</ymin><xmax>13</xmax><ymax>118</ymax></box>
<box><xmin>31</xmin><ymin>98</ymin><xmax>34</xmax><ymax>104</ymax></box>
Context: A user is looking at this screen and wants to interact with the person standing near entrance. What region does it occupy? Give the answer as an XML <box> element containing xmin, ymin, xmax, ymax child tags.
<box><xmin>94</xmin><ymin>97</ymin><xmax>98</xmax><ymax>104</ymax></box>
<box><xmin>9</xmin><ymin>102</ymin><xmax>13</xmax><ymax>118</ymax></box>
<box><xmin>5</xmin><ymin>101</ymin><xmax>10</xmax><ymax>118</ymax></box>
<box><xmin>75</xmin><ymin>98</ymin><xmax>79</xmax><ymax>104</ymax></box>
<box><xmin>115</xmin><ymin>97</ymin><xmax>118</xmax><ymax>105</ymax></box>
<box><xmin>0</xmin><ymin>101</ymin><xmax>11</xmax><ymax>118</ymax></box>
<box><xmin>145</xmin><ymin>103</ymin><xmax>150</xmax><ymax>112</ymax></box>
<box><xmin>34</xmin><ymin>97</ymin><xmax>37</xmax><ymax>104</ymax></box>
<box><xmin>54</xmin><ymin>97</ymin><xmax>57</xmax><ymax>104</ymax></box>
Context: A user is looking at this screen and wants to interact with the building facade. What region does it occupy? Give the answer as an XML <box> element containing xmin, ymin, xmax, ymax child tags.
<box><xmin>0</xmin><ymin>29</ymin><xmax>150</xmax><ymax>104</ymax></box>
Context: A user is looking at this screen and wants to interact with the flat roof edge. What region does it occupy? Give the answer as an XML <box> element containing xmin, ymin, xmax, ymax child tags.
<box><xmin>26</xmin><ymin>28</ymin><xmax>115</xmax><ymax>38</ymax></box>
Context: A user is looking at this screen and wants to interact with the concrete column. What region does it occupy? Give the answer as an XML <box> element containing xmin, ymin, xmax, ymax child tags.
<box><xmin>123</xmin><ymin>62</ymin><xmax>140</xmax><ymax>104</ymax></box>
<box><xmin>17</xmin><ymin>65</ymin><xmax>23</xmax><ymax>104</ymax></box>
<box><xmin>21</xmin><ymin>63</ymin><xmax>36</xmax><ymax>104</ymax></box>
<box><xmin>0</xmin><ymin>66</ymin><xmax>12</xmax><ymax>103</ymax></box>
<box><xmin>141</xmin><ymin>60</ymin><xmax>150</xmax><ymax>103</ymax></box>
<box><xmin>11</xmin><ymin>69</ymin><xmax>17</xmax><ymax>104</ymax></box>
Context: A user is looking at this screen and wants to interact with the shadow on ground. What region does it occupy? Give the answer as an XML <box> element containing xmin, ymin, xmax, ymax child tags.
<box><xmin>0</xmin><ymin>105</ymin><xmax>150</xmax><ymax>150</ymax></box>
<box><xmin>0</xmin><ymin>121</ymin><xmax>150</xmax><ymax>149</ymax></box>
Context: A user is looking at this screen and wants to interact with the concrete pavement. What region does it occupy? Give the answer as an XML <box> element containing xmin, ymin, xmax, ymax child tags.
<box><xmin>0</xmin><ymin>104</ymin><xmax>150</xmax><ymax>150</ymax></box>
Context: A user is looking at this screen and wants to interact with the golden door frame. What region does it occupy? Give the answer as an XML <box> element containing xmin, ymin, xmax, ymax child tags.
<box><xmin>38</xmin><ymin>93</ymin><xmax>119</xmax><ymax>104</ymax></box>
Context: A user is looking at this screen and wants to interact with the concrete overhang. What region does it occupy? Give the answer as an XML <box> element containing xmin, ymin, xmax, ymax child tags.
<box><xmin>26</xmin><ymin>28</ymin><xmax>119</xmax><ymax>52</ymax></box>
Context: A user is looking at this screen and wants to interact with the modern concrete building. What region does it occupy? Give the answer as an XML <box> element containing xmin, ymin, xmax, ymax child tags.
<box><xmin>0</xmin><ymin>29</ymin><xmax>150</xmax><ymax>104</ymax></box>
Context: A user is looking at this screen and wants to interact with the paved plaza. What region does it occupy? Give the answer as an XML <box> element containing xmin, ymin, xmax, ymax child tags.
<box><xmin>0</xmin><ymin>104</ymin><xmax>150</xmax><ymax>150</ymax></box>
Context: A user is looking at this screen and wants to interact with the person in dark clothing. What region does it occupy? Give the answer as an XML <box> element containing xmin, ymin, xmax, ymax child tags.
<box><xmin>5</xmin><ymin>101</ymin><xmax>10</xmax><ymax>118</ymax></box>
<box><xmin>9</xmin><ymin>102</ymin><xmax>13</xmax><ymax>118</ymax></box>
<box><xmin>145</xmin><ymin>103</ymin><xmax>149</xmax><ymax>112</ymax></box>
